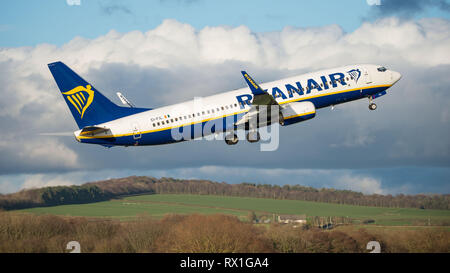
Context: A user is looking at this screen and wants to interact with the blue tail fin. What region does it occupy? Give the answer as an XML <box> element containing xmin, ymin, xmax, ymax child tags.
<box><xmin>48</xmin><ymin>61</ymin><xmax>149</xmax><ymax>129</ymax></box>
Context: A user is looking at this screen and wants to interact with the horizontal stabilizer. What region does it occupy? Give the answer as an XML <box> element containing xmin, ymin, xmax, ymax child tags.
<box><xmin>79</xmin><ymin>126</ymin><xmax>111</xmax><ymax>137</ymax></box>
<box><xmin>117</xmin><ymin>92</ymin><xmax>135</xmax><ymax>108</ymax></box>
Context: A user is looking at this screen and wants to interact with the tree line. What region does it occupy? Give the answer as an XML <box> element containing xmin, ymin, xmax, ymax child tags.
<box><xmin>0</xmin><ymin>176</ymin><xmax>448</xmax><ymax>210</ymax></box>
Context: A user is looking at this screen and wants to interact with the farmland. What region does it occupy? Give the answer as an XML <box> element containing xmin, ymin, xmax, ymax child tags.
<box><xmin>5</xmin><ymin>193</ymin><xmax>450</xmax><ymax>253</ymax></box>
<box><xmin>18</xmin><ymin>194</ymin><xmax>450</xmax><ymax>226</ymax></box>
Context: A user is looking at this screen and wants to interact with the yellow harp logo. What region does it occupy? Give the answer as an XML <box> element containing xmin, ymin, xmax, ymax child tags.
<box><xmin>62</xmin><ymin>85</ymin><xmax>94</xmax><ymax>119</ymax></box>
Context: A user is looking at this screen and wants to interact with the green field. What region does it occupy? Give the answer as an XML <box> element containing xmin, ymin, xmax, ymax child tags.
<box><xmin>18</xmin><ymin>194</ymin><xmax>450</xmax><ymax>226</ymax></box>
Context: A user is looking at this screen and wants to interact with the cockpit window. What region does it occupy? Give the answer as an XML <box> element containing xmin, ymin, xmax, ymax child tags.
<box><xmin>377</xmin><ymin>67</ymin><xmax>387</xmax><ymax>72</ymax></box>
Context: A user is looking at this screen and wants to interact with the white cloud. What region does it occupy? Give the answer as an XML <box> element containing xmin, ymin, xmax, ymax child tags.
<box><xmin>0</xmin><ymin>135</ymin><xmax>79</xmax><ymax>172</ymax></box>
<box><xmin>335</xmin><ymin>174</ymin><xmax>385</xmax><ymax>194</ymax></box>
<box><xmin>345</xmin><ymin>18</ymin><xmax>450</xmax><ymax>67</ymax></box>
<box><xmin>22</xmin><ymin>174</ymin><xmax>74</xmax><ymax>190</ymax></box>
<box><xmin>0</xmin><ymin>166</ymin><xmax>448</xmax><ymax>195</ymax></box>
<box><xmin>0</xmin><ymin>17</ymin><xmax>449</xmax><ymax>177</ymax></box>
<box><xmin>3</xmin><ymin>17</ymin><xmax>449</xmax><ymax>73</ymax></box>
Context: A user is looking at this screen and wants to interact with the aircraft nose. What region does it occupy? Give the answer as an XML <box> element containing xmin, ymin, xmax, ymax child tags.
<box><xmin>391</xmin><ymin>70</ymin><xmax>402</xmax><ymax>84</ymax></box>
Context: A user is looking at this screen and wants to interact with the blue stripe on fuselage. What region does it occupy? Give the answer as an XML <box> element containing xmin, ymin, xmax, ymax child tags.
<box><xmin>79</xmin><ymin>85</ymin><xmax>389</xmax><ymax>146</ymax></box>
<box><xmin>80</xmin><ymin>112</ymin><xmax>246</xmax><ymax>146</ymax></box>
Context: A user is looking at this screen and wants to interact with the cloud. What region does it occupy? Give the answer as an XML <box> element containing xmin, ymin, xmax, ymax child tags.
<box><xmin>0</xmin><ymin>135</ymin><xmax>79</xmax><ymax>174</ymax></box>
<box><xmin>0</xmin><ymin>18</ymin><xmax>449</xmax><ymax>183</ymax></box>
<box><xmin>99</xmin><ymin>2</ymin><xmax>132</xmax><ymax>16</ymax></box>
<box><xmin>2</xmin><ymin>166</ymin><xmax>448</xmax><ymax>195</ymax></box>
<box><xmin>335</xmin><ymin>175</ymin><xmax>385</xmax><ymax>194</ymax></box>
<box><xmin>0</xmin><ymin>170</ymin><xmax>128</xmax><ymax>193</ymax></box>
<box><xmin>368</xmin><ymin>0</ymin><xmax>450</xmax><ymax>18</ymax></box>
<box><xmin>21</xmin><ymin>174</ymin><xmax>74</xmax><ymax>190</ymax></box>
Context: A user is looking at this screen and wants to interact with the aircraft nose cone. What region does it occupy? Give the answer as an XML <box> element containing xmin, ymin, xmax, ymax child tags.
<box><xmin>391</xmin><ymin>70</ymin><xmax>402</xmax><ymax>84</ymax></box>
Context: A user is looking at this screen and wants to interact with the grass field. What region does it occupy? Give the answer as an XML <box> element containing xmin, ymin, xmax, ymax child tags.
<box><xmin>18</xmin><ymin>194</ymin><xmax>450</xmax><ymax>226</ymax></box>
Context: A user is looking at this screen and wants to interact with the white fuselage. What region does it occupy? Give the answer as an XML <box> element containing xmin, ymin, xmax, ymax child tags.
<box><xmin>75</xmin><ymin>64</ymin><xmax>401</xmax><ymax>146</ymax></box>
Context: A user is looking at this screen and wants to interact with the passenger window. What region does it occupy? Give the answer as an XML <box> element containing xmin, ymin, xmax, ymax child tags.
<box><xmin>175</xmin><ymin>118</ymin><xmax>178</xmax><ymax>121</ymax></box>
<box><xmin>202</xmin><ymin>111</ymin><xmax>205</xmax><ymax>115</ymax></box>
<box><xmin>221</xmin><ymin>106</ymin><xmax>224</xmax><ymax>110</ymax></box>
<box><xmin>234</xmin><ymin>103</ymin><xmax>238</xmax><ymax>107</ymax></box>
<box><xmin>157</xmin><ymin>122</ymin><xmax>160</xmax><ymax>126</ymax></box>
<box><xmin>212</xmin><ymin>109</ymin><xmax>215</xmax><ymax>113</ymax></box>
<box><xmin>152</xmin><ymin>123</ymin><xmax>155</xmax><ymax>127</ymax></box>
<box><xmin>161</xmin><ymin>121</ymin><xmax>165</xmax><ymax>125</ymax></box>
<box><xmin>207</xmin><ymin>110</ymin><xmax>210</xmax><ymax>114</ymax></box>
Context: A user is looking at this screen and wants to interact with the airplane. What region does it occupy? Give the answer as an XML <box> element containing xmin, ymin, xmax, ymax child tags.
<box><xmin>48</xmin><ymin>62</ymin><xmax>401</xmax><ymax>147</ymax></box>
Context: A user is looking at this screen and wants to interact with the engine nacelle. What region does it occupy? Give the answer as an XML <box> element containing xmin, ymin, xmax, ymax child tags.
<box><xmin>280</xmin><ymin>101</ymin><xmax>316</xmax><ymax>126</ymax></box>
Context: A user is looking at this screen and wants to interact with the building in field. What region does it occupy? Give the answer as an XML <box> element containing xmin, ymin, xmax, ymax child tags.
<box><xmin>277</xmin><ymin>214</ymin><xmax>307</xmax><ymax>225</ymax></box>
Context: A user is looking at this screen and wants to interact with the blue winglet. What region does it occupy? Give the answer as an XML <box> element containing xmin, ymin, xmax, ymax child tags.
<box><xmin>241</xmin><ymin>71</ymin><xmax>266</xmax><ymax>95</ymax></box>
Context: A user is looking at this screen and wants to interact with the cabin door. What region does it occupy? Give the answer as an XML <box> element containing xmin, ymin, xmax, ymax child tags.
<box><xmin>364</xmin><ymin>68</ymin><xmax>372</xmax><ymax>84</ymax></box>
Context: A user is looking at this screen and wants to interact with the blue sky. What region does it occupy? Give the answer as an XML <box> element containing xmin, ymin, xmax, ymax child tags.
<box><xmin>1</xmin><ymin>0</ymin><xmax>449</xmax><ymax>47</ymax></box>
<box><xmin>0</xmin><ymin>0</ymin><xmax>449</xmax><ymax>195</ymax></box>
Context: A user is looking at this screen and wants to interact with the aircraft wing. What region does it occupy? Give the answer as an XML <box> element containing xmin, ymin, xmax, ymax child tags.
<box><xmin>236</xmin><ymin>71</ymin><xmax>280</xmax><ymax>127</ymax></box>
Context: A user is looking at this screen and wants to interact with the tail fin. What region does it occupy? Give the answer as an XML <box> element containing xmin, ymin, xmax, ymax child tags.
<box><xmin>48</xmin><ymin>61</ymin><xmax>149</xmax><ymax>129</ymax></box>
